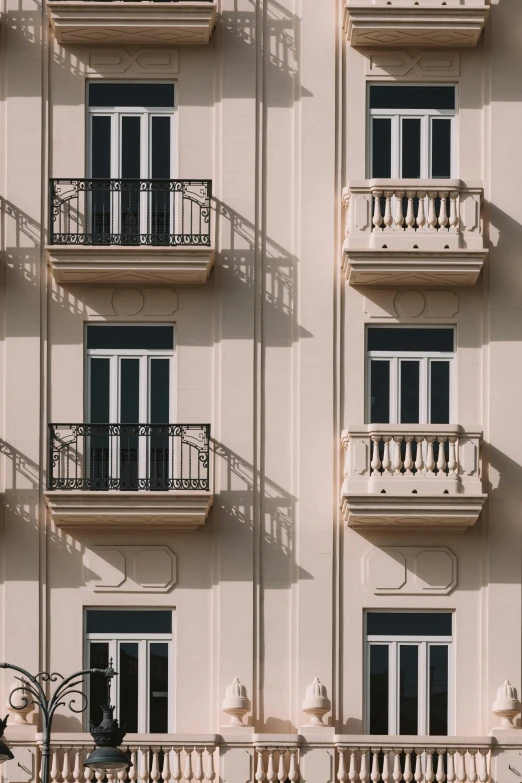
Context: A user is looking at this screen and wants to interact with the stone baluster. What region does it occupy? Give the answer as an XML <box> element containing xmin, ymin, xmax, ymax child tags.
<box><xmin>338</xmin><ymin>749</ymin><xmax>348</xmax><ymax>782</ymax></box>
<box><xmin>468</xmin><ymin>752</ymin><xmax>478</xmax><ymax>783</ymax></box>
<box><xmin>383</xmin><ymin>192</ymin><xmax>393</xmax><ymax>230</ymax></box>
<box><xmin>73</xmin><ymin>750</ymin><xmax>83</xmax><ymax>783</ymax></box>
<box><xmin>118</xmin><ymin>761</ymin><xmax>128</xmax><ymax>783</ymax></box>
<box><xmin>436</xmin><ymin>437</ymin><xmax>447</xmax><ymax>474</ymax></box>
<box><xmin>151</xmin><ymin>750</ymin><xmax>161</xmax><ymax>783</ymax></box>
<box><xmin>436</xmin><ymin>751</ymin><xmax>446</xmax><ymax>783</ymax></box>
<box><xmin>392</xmin><ymin>436</ymin><xmax>403</xmax><ymax>474</ymax></box>
<box><xmin>416</xmin><ymin>192</ymin><xmax>427</xmax><ymax>229</ymax></box>
<box><xmin>371</xmin><ymin>436</ymin><xmax>382</xmax><ymax>473</ymax></box>
<box><xmin>255</xmin><ymin>751</ymin><xmax>266</xmax><ymax>782</ymax></box>
<box><xmin>449</xmin><ymin>192</ymin><xmax>459</xmax><ymax>232</ymax></box>
<box><xmin>382</xmin><ymin>437</ymin><xmax>392</xmax><ymax>476</ymax></box>
<box><xmin>277</xmin><ymin>751</ymin><xmax>287</xmax><ymax>783</ymax></box>
<box><xmin>161</xmin><ymin>750</ymin><xmax>171</xmax><ymax>783</ymax></box>
<box><xmin>172</xmin><ymin>751</ymin><xmax>182</xmax><ymax>783</ymax></box>
<box><xmin>107</xmin><ymin>771</ymin><xmax>116</xmax><ymax>783</ymax></box>
<box><xmin>128</xmin><ymin>750</ymin><xmax>138</xmax><ymax>783</ymax></box>
<box><xmin>206</xmin><ymin>750</ymin><xmax>216</xmax><ymax>783</ymax></box>
<box><xmin>194</xmin><ymin>749</ymin><xmax>204</xmax><ymax>783</ymax></box>
<box><xmin>438</xmin><ymin>192</ymin><xmax>449</xmax><ymax>229</ymax></box>
<box><xmin>183</xmin><ymin>749</ymin><xmax>193</xmax><ymax>783</ymax></box>
<box><xmin>84</xmin><ymin>761</ymin><xmax>94</xmax><ymax>783</ymax></box>
<box><xmin>405</xmin><ymin>191</ymin><xmax>416</xmax><ymax>229</ymax></box>
<box><xmin>139</xmin><ymin>748</ymin><xmax>149</xmax><ymax>783</ymax></box>
<box><xmin>447</xmin><ymin>436</ymin><xmax>458</xmax><ymax>477</ymax></box>
<box><xmin>349</xmin><ymin>749</ymin><xmax>359</xmax><ymax>783</ymax></box>
<box><xmin>288</xmin><ymin>752</ymin><xmax>298</xmax><ymax>783</ymax></box>
<box><xmin>457</xmin><ymin>751</ymin><xmax>467</xmax><ymax>783</ymax></box>
<box><xmin>414</xmin><ymin>751</ymin><xmax>423</xmax><ymax>783</ymax></box>
<box><xmin>403</xmin><ymin>436</ymin><xmax>414</xmax><ymax>475</ymax></box>
<box><xmin>382</xmin><ymin>752</ymin><xmax>391</xmax><ymax>783</ymax></box>
<box><xmin>425</xmin><ymin>437</ymin><xmax>436</xmax><ymax>475</ymax></box>
<box><xmin>62</xmin><ymin>751</ymin><xmax>71</xmax><ymax>783</ymax></box>
<box><xmin>373</xmin><ymin>191</ymin><xmax>383</xmax><ymax>229</ymax></box>
<box><xmin>94</xmin><ymin>768</ymin><xmax>104</xmax><ymax>783</ymax></box>
<box><xmin>267</xmin><ymin>750</ymin><xmax>277</xmax><ymax>783</ymax></box>
<box><xmin>403</xmin><ymin>751</ymin><xmax>413</xmax><ymax>783</ymax></box>
<box><xmin>428</xmin><ymin>193</ymin><xmax>438</xmax><ymax>231</ymax></box>
<box><xmin>477</xmin><ymin>751</ymin><xmax>488</xmax><ymax>783</ymax></box>
<box><xmin>394</xmin><ymin>191</ymin><xmax>405</xmax><ymax>229</ymax></box>
<box><xmin>447</xmin><ymin>752</ymin><xmax>456</xmax><ymax>783</ymax></box>
<box><xmin>414</xmin><ymin>437</ymin><xmax>424</xmax><ymax>474</ymax></box>
<box><xmin>360</xmin><ymin>751</ymin><xmax>370</xmax><ymax>783</ymax></box>
<box><xmin>371</xmin><ymin>749</ymin><xmax>381</xmax><ymax>783</ymax></box>
<box><xmin>50</xmin><ymin>750</ymin><xmax>61</xmax><ymax>783</ymax></box>
<box><xmin>425</xmin><ymin>752</ymin><xmax>435</xmax><ymax>783</ymax></box>
<box><xmin>392</xmin><ymin>751</ymin><xmax>402</xmax><ymax>783</ymax></box>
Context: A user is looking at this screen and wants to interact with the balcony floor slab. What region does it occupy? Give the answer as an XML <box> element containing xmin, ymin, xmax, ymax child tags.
<box><xmin>342</xmin><ymin>493</ymin><xmax>487</xmax><ymax>530</ymax></box>
<box><xmin>343</xmin><ymin>4</ymin><xmax>489</xmax><ymax>48</ymax></box>
<box><xmin>47</xmin><ymin>245</ymin><xmax>214</xmax><ymax>284</ymax></box>
<box><xmin>48</xmin><ymin>1</ymin><xmax>218</xmax><ymax>45</ymax></box>
<box><xmin>343</xmin><ymin>248</ymin><xmax>487</xmax><ymax>286</ymax></box>
<box><xmin>45</xmin><ymin>490</ymin><xmax>214</xmax><ymax>529</ymax></box>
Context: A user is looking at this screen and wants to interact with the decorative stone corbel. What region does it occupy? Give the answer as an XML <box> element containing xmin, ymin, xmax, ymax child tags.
<box><xmin>493</xmin><ymin>680</ymin><xmax>521</xmax><ymax>729</ymax></box>
<box><xmin>7</xmin><ymin>678</ymin><xmax>35</xmax><ymax>724</ymax></box>
<box><xmin>302</xmin><ymin>677</ymin><xmax>331</xmax><ymax>727</ymax></box>
<box><xmin>222</xmin><ymin>678</ymin><xmax>250</xmax><ymax>728</ymax></box>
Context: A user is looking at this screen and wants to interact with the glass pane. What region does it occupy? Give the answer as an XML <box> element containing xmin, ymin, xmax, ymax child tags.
<box><xmin>121</xmin><ymin>116</ymin><xmax>141</xmax><ymax>245</ymax></box>
<box><xmin>151</xmin><ymin>116</ymin><xmax>171</xmax><ymax>243</ymax></box>
<box><xmin>86</xmin><ymin>610</ymin><xmax>172</xmax><ymax>634</ymax></box>
<box><xmin>367</xmin><ymin>613</ymin><xmax>452</xmax><ymax>637</ymax></box>
<box><xmin>119</xmin><ymin>642</ymin><xmax>139</xmax><ymax>733</ymax></box>
<box><xmin>89</xmin><ymin>83</ymin><xmax>175</xmax><ymax>108</ymax></box>
<box><xmin>400</xmin><ymin>361</ymin><xmax>420</xmax><ymax>424</ymax></box>
<box><xmin>368</xmin><ymin>328</ymin><xmax>454</xmax><ymax>353</ymax></box>
<box><xmin>150</xmin><ymin>359</ymin><xmax>170</xmax><ymax>489</ymax></box>
<box><xmin>430</xmin><ymin>361</ymin><xmax>450</xmax><ymax>424</ymax></box>
<box><xmin>372</xmin><ymin>118</ymin><xmax>391</xmax><ymax>178</ymax></box>
<box><xmin>432</xmin><ymin>119</ymin><xmax>452</xmax><ymax>178</ymax></box>
<box><xmin>149</xmin><ymin>643</ymin><xmax>169</xmax><ymax>733</ymax></box>
<box><xmin>429</xmin><ymin>646</ymin><xmax>449</xmax><ymax>735</ymax></box>
<box><xmin>399</xmin><ymin>646</ymin><xmax>419</xmax><ymax>735</ymax></box>
<box><xmin>90</xmin><ymin>358</ymin><xmax>110</xmax><ymax>422</ymax></box>
<box><xmin>402</xmin><ymin>119</ymin><xmax>421</xmax><ymax>178</ymax></box>
<box><xmin>120</xmin><ymin>359</ymin><xmax>139</xmax><ymax>490</ymax></box>
<box><xmin>89</xmin><ymin>358</ymin><xmax>110</xmax><ymax>488</ymax></box>
<box><xmin>370</xmin><ymin>86</ymin><xmax>455</xmax><ymax>111</ymax></box>
<box><xmin>91</xmin><ymin>116</ymin><xmax>111</xmax><ymax>178</ymax></box>
<box><xmin>87</xmin><ymin>325</ymin><xmax>174</xmax><ymax>351</ymax></box>
<box><xmin>369</xmin><ymin>646</ymin><xmax>389</xmax><ymax>734</ymax></box>
<box><xmin>370</xmin><ymin>360</ymin><xmax>390</xmax><ymax>424</ymax></box>
<box><xmin>88</xmin><ymin>642</ymin><xmax>109</xmax><ymax>726</ymax></box>
<box><xmin>122</xmin><ymin>116</ymin><xmax>140</xmax><ymax>179</ymax></box>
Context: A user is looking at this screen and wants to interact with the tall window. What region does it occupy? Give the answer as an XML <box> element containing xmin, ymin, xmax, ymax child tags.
<box><xmin>87</xmin><ymin>609</ymin><xmax>173</xmax><ymax>733</ymax></box>
<box><xmin>86</xmin><ymin>324</ymin><xmax>175</xmax><ymax>489</ymax></box>
<box><xmin>367</xmin><ymin>328</ymin><xmax>454</xmax><ymax>425</ymax></box>
<box><xmin>366</xmin><ymin>612</ymin><xmax>452</xmax><ymax>736</ymax></box>
<box><xmin>369</xmin><ymin>85</ymin><xmax>456</xmax><ymax>179</ymax></box>
<box><xmin>87</xmin><ymin>82</ymin><xmax>176</xmax><ymax>243</ymax></box>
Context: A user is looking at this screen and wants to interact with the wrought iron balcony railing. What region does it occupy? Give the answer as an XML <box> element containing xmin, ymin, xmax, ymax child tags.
<box><xmin>49</xmin><ymin>179</ymin><xmax>212</xmax><ymax>247</ymax></box>
<box><xmin>48</xmin><ymin>423</ymin><xmax>210</xmax><ymax>491</ymax></box>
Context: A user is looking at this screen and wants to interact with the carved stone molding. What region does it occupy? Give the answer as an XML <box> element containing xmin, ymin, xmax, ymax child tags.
<box><xmin>364</xmin><ymin>289</ymin><xmax>459</xmax><ymax>320</ymax></box>
<box><xmin>87</xmin><ymin>48</ymin><xmax>180</xmax><ymax>77</ymax></box>
<box><xmin>84</xmin><ymin>287</ymin><xmax>178</xmax><ymax>319</ymax></box>
<box><xmin>365</xmin><ymin>50</ymin><xmax>460</xmax><ymax>79</ymax></box>
<box><xmin>83</xmin><ymin>545</ymin><xmax>177</xmax><ymax>593</ymax></box>
<box><xmin>364</xmin><ymin>546</ymin><xmax>457</xmax><ymax>595</ymax></box>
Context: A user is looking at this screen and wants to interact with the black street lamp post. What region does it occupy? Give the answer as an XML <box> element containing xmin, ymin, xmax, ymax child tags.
<box><xmin>0</xmin><ymin>661</ymin><xmax>129</xmax><ymax>783</ymax></box>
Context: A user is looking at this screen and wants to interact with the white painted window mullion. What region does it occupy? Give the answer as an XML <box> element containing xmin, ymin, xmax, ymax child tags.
<box><xmin>390</xmin><ymin>642</ymin><xmax>398</xmax><ymax>734</ymax></box>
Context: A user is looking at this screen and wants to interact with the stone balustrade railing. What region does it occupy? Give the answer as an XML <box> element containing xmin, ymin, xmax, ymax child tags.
<box><xmin>342</xmin><ymin>425</ymin><xmax>483</xmax><ymax>495</ymax></box>
<box><xmin>335</xmin><ymin>738</ymin><xmax>492</xmax><ymax>783</ymax></box>
<box><xmin>342</xmin><ymin>180</ymin><xmax>483</xmax><ymax>250</ymax></box>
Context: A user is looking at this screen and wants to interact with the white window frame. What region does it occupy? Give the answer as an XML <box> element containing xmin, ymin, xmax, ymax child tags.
<box><xmin>367</xmin><ymin>83</ymin><xmax>458</xmax><ymax>179</ymax></box>
<box><xmin>364</xmin><ymin>614</ymin><xmax>454</xmax><ymax>736</ymax></box>
<box><xmin>87</xmin><ymin>82</ymin><xmax>178</xmax><ymax>236</ymax></box>
<box><xmin>85</xmin><ymin>324</ymin><xmax>176</xmax><ymax>482</ymax></box>
<box><xmin>85</xmin><ymin>609</ymin><xmax>175</xmax><ymax>733</ymax></box>
<box><xmin>366</xmin><ymin>327</ymin><xmax>456</xmax><ymax>425</ymax></box>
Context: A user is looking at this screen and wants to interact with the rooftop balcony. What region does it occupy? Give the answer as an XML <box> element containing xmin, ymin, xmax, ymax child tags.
<box><xmin>48</xmin><ymin>0</ymin><xmax>217</xmax><ymax>45</ymax></box>
<box><xmin>341</xmin><ymin>424</ymin><xmax>486</xmax><ymax>529</ymax></box>
<box><xmin>342</xmin><ymin>180</ymin><xmax>487</xmax><ymax>286</ymax></box>
<box><xmin>47</xmin><ymin>178</ymin><xmax>213</xmax><ymax>284</ymax></box>
<box><xmin>343</xmin><ymin>1</ymin><xmax>489</xmax><ymax>48</ymax></box>
<box><xmin>45</xmin><ymin>423</ymin><xmax>213</xmax><ymax>529</ymax></box>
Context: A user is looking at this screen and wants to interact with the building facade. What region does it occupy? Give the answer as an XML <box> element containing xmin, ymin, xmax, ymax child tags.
<box><xmin>0</xmin><ymin>0</ymin><xmax>520</xmax><ymax>780</ymax></box>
